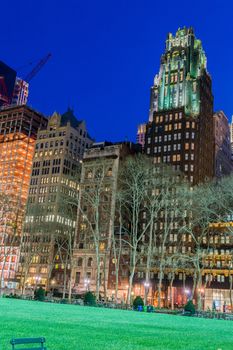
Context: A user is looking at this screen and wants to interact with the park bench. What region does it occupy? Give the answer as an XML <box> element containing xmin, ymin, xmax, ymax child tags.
<box><xmin>10</xmin><ymin>337</ymin><xmax>46</xmax><ymax>350</ymax></box>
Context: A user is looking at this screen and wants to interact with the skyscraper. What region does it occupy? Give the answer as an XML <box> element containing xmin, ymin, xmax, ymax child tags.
<box><xmin>213</xmin><ymin>111</ymin><xmax>233</xmax><ymax>178</ymax></box>
<box><xmin>145</xmin><ymin>27</ymin><xmax>214</xmax><ymax>184</ymax></box>
<box><xmin>20</xmin><ymin>108</ymin><xmax>93</xmax><ymax>291</ymax></box>
<box><xmin>0</xmin><ymin>105</ymin><xmax>47</xmax><ymax>288</ymax></box>
<box><xmin>229</xmin><ymin>116</ymin><xmax>233</xmax><ymax>159</ymax></box>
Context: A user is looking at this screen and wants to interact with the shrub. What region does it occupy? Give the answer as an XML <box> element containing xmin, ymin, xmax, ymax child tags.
<box><xmin>34</xmin><ymin>287</ymin><xmax>45</xmax><ymax>301</ymax></box>
<box><xmin>133</xmin><ymin>296</ymin><xmax>144</xmax><ymax>310</ymax></box>
<box><xmin>84</xmin><ymin>291</ymin><xmax>96</xmax><ymax>306</ymax></box>
<box><xmin>184</xmin><ymin>300</ymin><xmax>195</xmax><ymax>315</ymax></box>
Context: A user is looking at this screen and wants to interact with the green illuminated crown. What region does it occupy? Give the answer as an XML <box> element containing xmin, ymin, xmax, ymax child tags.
<box><xmin>149</xmin><ymin>27</ymin><xmax>207</xmax><ymax>120</ymax></box>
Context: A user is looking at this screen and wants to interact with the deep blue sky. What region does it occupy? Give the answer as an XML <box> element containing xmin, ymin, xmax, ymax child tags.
<box><xmin>1</xmin><ymin>0</ymin><xmax>233</xmax><ymax>142</ymax></box>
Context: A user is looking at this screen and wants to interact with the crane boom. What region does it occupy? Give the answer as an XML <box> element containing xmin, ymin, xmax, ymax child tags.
<box><xmin>24</xmin><ymin>53</ymin><xmax>51</xmax><ymax>82</ymax></box>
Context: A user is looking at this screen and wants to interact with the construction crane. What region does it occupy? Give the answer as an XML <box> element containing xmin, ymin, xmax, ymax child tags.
<box><xmin>23</xmin><ymin>53</ymin><xmax>52</xmax><ymax>83</ymax></box>
<box><xmin>12</xmin><ymin>53</ymin><xmax>52</xmax><ymax>106</ymax></box>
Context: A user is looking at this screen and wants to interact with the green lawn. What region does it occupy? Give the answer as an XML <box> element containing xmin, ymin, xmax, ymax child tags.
<box><xmin>0</xmin><ymin>299</ymin><xmax>232</xmax><ymax>350</ymax></box>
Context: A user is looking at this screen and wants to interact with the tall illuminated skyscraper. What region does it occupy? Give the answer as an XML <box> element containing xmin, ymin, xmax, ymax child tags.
<box><xmin>0</xmin><ymin>105</ymin><xmax>47</xmax><ymax>288</ymax></box>
<box><xmin>145</xmin><ymin>27</ymin><xmax>214</xmax><ymax>184</ymax></box>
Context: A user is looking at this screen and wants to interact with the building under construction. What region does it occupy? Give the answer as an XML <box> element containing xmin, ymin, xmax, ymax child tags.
<box><xmin>0</xmin><ymin>105</ymin><xmax>47</xmax><ymax>288</ymax></box>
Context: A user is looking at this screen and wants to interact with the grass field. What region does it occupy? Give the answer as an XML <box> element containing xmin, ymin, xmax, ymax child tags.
<box><xmin>0</xmin><ymin>299</ymin><xmax>232</xmax><ymax>350</ymax></box>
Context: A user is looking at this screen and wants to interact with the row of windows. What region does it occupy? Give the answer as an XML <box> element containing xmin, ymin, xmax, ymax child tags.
<box><xmin>34</xmin><ymin>148</ymin><xmax>84</xmax><ymax>160</ymax></box>
<box><xmin>154</xmin><ymin>112</ymin><xmax>183</xmax><ymax>124</ymax></box>
<box><xmin>39</xmin><ymin>131</ymin><xmax>66</xmax><ymax>139</ymax></box>
<box><xmin>153</xmin><ymin>133</ymin><xmax>181</xmax><ymax>143</ymax></box>
<box><xmin>137</xmin><ymin>272</ymin><xmax>226</xmax><ymax>283</ymax></box>
<box><xmin>203</xmin><ymin>236</ymin><xmax>230</xmax><ymax>244</ymax></box>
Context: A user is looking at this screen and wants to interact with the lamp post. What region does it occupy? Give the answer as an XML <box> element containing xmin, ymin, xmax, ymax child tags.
<box><xmin>144</xmin><ymin>281</ymin><xmax>150</xmax><ymax>305</ymax></box>
<box><xmin>84</xmin><ymin>278</ymin><xmax>90</xmax><ymax>291</ymax></box>
<box><xmin>34</xmin><ymin>275</ymin><xmax>41</xmax><ymax>290</ymax></box>
<box><xmin>184</xmin><ymin>288</ymin><xmax>190</xmax><ymax>302</ymax></box>
<box><xmin>51</xmin><ymin>279</ymin><xmax>56</xmax><ymax>295</ymax></box>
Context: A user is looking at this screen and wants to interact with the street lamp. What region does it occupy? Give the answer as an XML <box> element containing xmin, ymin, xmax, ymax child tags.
<box><xmin>34</xmin><ymin>275</ymin><xmax>41</xmax><ymax>290</ymax></box>
<box><xmin>144</xmin><ymin>281</ymin><xmax>150</xmax><ymax>305</ymax></box>
<box><xmin>51</xmin><ymin>279</ymin><xmax>56</xmax><ymax>294</ymax></box>
<box><xmin>84</xmin><ymin>278</ymin><xmax>90</xmax><ymax>291</ymax></box>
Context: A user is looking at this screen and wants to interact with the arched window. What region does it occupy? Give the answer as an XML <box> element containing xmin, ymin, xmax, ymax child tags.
<box><xmin>77</xmin><ymin>257</ymin><xmax>83</xmax><ymax>267</ymax></box>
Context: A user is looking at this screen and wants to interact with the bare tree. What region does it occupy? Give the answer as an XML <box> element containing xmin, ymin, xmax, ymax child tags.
<box><xmin>179</xmin><ymin>181</ymin><xmax>221</xmax><ymax>310</ymax></box>
<box><xmin>76</xmin><ymin>161</ymin><xmax>115</xmax><ymax>301</ymax></box>
<box><xmin>0</xmin><ymin>193</ymin><xmax>21</xmax><ymax>295</ymax></box>
<box><xmin>117</xmin><ymin>155</ymin><xmax>162</xmax><ymax>305</ymax></box>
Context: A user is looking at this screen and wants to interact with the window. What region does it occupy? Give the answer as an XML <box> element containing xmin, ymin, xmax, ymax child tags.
<box><xmin>75</xmin><ymin>272</ymin><xmax>81</xmax><ymax>284</ymax></box>
<box><xmin>107</xmin><ymin>168</ymin><xmax>112</xmax><ymax>176</ymax></box>
<box><xmin>77</xmin><ymin>258</ymin><xmax>83</xmax><ymax>266</ymax></box>
<box><xmin>87</xmin><ymin>257</ymin><xmax>92</xmax><ymax>267</ymax></box>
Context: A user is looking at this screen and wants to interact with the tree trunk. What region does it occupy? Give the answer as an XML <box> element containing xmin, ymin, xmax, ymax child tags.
<box><xmin>144</xmin><ymin>220</ymin><xmax>153</xmax><ymax>305</ymax></box>
<box><xmin>126</xmin><ymin>248</ymin><xmax>136</xmax><ymax>306</ymax></box>
<box><xmin>95</xmin><ymin>253</ymin><xmax>101</xmax><ymax>302</ymax></box>
<box><xmin>230</xmin><ymin>275</ymin><xmax>233</xmax><ymax>310</ymax></box>
<box><xmin>115</xmin><ymin>265</ymin><xmax>119</xmax><ymax>303</ymax></box>
<box><xmin>191</xmin><ymin>271</ymin><xmax>197</xmax><ymax>300</ymax></box>
<box><xmin>62</xmin><ymin>267</ymin><xmax>67</xmax><ymax>299</ymax></box>
<box><xmin>182</xmin><ymin>273</ymin><xmax>186</xmax><ymax>305</ymax></box>
<box><xmin>196</xmin><ymin>267</ymin><xmax>202</xmax><ymax>311</ymax></box>
<box><xmin>103</xmin><ymin>254</ymin><xmax>107</xmax><ymax>302</ymax></box>
<box><xmin>68</xmin><ymin>273</ymin><xmax>73</xmax><ymax>302</ymax></box>
<box><xmin>158</xmin><ymin>270</ymin><xmax>163</xmax><ymax>308</ymax></box>
<box><xmin>169</xmin><ymin>273</ymin><xmax>175</xmax><ymax>310</ymax></box>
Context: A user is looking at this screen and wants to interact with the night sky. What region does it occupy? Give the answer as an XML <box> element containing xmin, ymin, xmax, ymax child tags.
<box><xmin>1</xmin><ymin>0</ymin><xmax>233</xmax><ymax>142</ymax></box>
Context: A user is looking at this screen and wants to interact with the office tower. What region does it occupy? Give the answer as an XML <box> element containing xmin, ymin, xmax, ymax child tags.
<box><xmin>145</xmin><ymin>27</ymin><xmax>214</xmax><ymax>184</ymax></box>
<box><xmin>0</xmin><ymin>105</ymin><xmax>47</xmax><ymax>288</ymax></box>
<box><xmin>20</xmin><ymin>108</ymin><xmax>93</xmax><ymax>291</ymax></box>
<box><xmin>229</xmin><ymin>116</ymin><xmax>233</xmax><ymax>159</ymax></box>
<box><xmin>213</xmin><ymin>111</ymin><xmax>233</xmax><ymax>178</ymax></box>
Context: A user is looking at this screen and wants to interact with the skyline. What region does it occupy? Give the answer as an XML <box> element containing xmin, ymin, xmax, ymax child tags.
<box><xmin>1</xmin><ymin>0</ymin><xmax>233</xmax><ymax>142</ymax></box>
